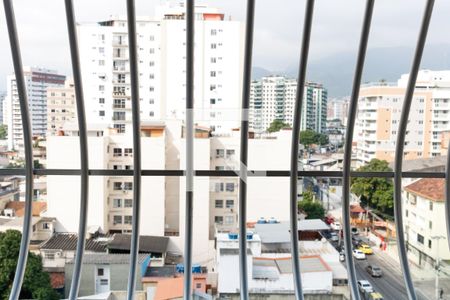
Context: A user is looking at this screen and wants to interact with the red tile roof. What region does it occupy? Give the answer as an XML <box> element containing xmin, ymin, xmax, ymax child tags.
<box><xmin>5</xmin><ymin>201</ymin><xmax>47</xmax><ymax>217</ymax></box>
<box><xmin>404</xmin><ymin>178</ymin><xmax>445</xmax><ymax>202</ymax></box>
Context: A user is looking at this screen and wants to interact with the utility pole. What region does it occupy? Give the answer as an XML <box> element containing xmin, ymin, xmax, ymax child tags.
<box><xmin>431</xmin><ymin>235</ymin><xmax>445</xmax><ymax>300</ymax></box>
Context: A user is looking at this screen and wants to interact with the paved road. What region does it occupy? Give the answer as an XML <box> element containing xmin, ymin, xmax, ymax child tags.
<box><xmin>353</xmin><ymin>248</ymin><xmax>430</xmax><ymax>299</ymax></box>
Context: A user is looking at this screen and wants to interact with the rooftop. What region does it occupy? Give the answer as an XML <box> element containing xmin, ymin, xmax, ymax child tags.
<box><xmin>389</xmin><ymin>155</ymin><xmax>447</xmax><ymax>172</ymax></box>
<box><xmin>108</xmin><ymin>234</ymin><xmax>169</xmax><ymax>254</ymax></box>
<box><xmin>404</xmin><ymin>178</ymin><xmax>445</xmax><ymax>202</ymax></box>
<box><xmin>40</xmin><ymin>233</ymin><xmax>109</xmax><ymax>252</ymax></box>
<box><xmin>5</xmin><ymin>201</ymin><xmax>47</xmax><ymax>217</ymax></box>
<box><xmin>67</xmin><ymin>253</ymin><xmax>149</xmax><ymax>265</ymax></box>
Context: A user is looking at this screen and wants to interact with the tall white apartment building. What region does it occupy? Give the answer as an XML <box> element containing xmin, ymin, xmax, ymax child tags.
<box><xmin>4</xmin><ymin>67</ymin><xmax>66</xmax><ymax>152</ymax></box>
<box><xmin>249</xmin><ymin>76</ymin><xmax>328</xmax><ymax>134</ymax></box>
<box><xmin>355</xmin><ymin>70</ymin><xmax>450</xmax><ymax>166</ymax></box>
<box><xmin>46</xmin><ymin>121</ymin><xmax>291</xmax><ymax>262</ymax></box>
<box><xmin>77</xmin><ymin>2</ymin><xmax>244</xmax><ymax>135</ymax></box>
<box><xmin>47</xmin><ymin>79</ymin><xmax>77</xmax><ymax>136</ymax></box>
<box><xmin>0</xmin><ymin>91</ymin><xmax>6</xmax><ymax>124</ymax></box>
<box><xmin>327</xmin><ymin>97</ymin><xmax>349</xmax><ymax>124</ymax></box>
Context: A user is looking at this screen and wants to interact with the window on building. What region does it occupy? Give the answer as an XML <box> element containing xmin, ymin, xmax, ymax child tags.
<box><xmin>215</xmin><ymin>182</ymin><xmax>224</xmax><ymax>192</ymax></box>
<box><xmin>211</xmin><ymin>29</ymin><xmax>217</xmax><ymax>35</ymax></box>
<box><xmin>99</xmin><ymin>85</ymin><xmax>105</xmax><ymax>91</ymax></box>
<box><xmin>215</xmin><ymin>166</ymin><xmax>224</xmax><ymax>171</ymax></box>
<box><xmin>417</xmin><ymin>234</ymin><xmax>424</xmax><ymax>244</ymax></box>
<box><xmin>97</xmin><ymin>268</ymin><xmax>104</xmax><ymax>276</ymax></box>
<box><xmin>124</xmin><ymin>182</ymin><xmax>133</xmax><ymax>190</ymax></box>
<box><xmin>428</xmin><ymin>239</ymin><xmax>432</xmax><ymax>249</ymax></box>
<box><xmin>210</xmin><ymin>98</ymin><xmax>216</xmax><ymax>104</ymax></box>
<box><xmin>99</xmin><ymin>98</ymin><xmax>105</xmax><ymax>104</ymax></box>
<box><xmin>211</xmin><ymin>43</ymin><xmax>217</xmax><ymax>49</ymax></box>
<box><xmin>113</xmin><ymin>198</ymin><xmax>122</xmax><ymax>208</ymax></box>
<box><xmin>99</xmin><ymin>111</ymin><xmax>105</xmax><ymax>117</ymax></box>
<box><xmin>226</xmin><ymin>183</ymin><xmax>234</xmax><ymax>192</ymax></box>
<box><xmin>225</xmin><ymin>216</ymin><xmax>234</xmax><ymax>225</ymax></box>
<box><xmin>226</xmin><ymin>200</ymin><xmax>234</xmax><ymax>209</ymax></box>
<box><xmin>125</xmin><ymin>199</ymin><xmax>132</xmax><ymax>208</ymax></box>
<box><xmin>113</xmin><ymin>148</ymin><xmax>122</xmax><ymax>157</ymax></box>
<box><xmin>196</xmin><ymin>283</ymin><xmax>202</xmax><ymax>289</ymax></box>
<box><xmin>430</xmin><ymin>201</ymin><xmax>433</xmax><ymax>211</ymax></box>
<box><xmin>214</xmin><ymin>216</ymin><xmax>223</xmax><ymax>224</ymax></box>
<box><xmin>113</xmin><ymin>215</ymin><xmax>122</xmax><ymax>225</ymax></box>
<box><xmin>226</xmin><ymin>149</ymin><xmax>235</xmax><ymax>157</ymax></box>
<box><xmin>210</xmin><ymin>71</ymin><xmax>216</xmax><ymax>77</ymax></box>
<box><xmin>99</xmin><ymin>60</ymin><xmax>105</xmax><ymax>66</ymax></box>
<box><xmin>215</xmin><ymin>199</ymin><xmax>223</xmax><ymax>208</ymax></box>
<box><xmin>124</xmin><ymin>148</ymin><xmax>133</xmax><ymax>157</ymax></box>
<box><xmin>216</xmin><ymin>149</ymin><xmax>224</xmax><ymax>158</ymax></box>
<box><xmin>124</xmin><ymin>216</ymin><xmax>132</xmax><ymax>225</ymax></box>
<box><xmin>211</xmin><ymin>57</ymin><xmax>216</xmax><ymax>63</ymax></box>
<box><xmin>429</xmin><ymin>221</ymin><xmax>432</xmax><ymax>229</ymax></box>
<box><xmin>113</xmin><ymin>182</ymin><xmax>122</xmax><ymax>190</ymax></box>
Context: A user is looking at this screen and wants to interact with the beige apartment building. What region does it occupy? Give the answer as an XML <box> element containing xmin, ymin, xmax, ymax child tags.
<box><xmin>355</xmin><ymin>70</ymin><xmax>450</xmax><ymax>166</ymax></box>
<box><xmin>47</xmin><ymin>79</ymin><xmax>76</xmax><ymax>136</ymax></box>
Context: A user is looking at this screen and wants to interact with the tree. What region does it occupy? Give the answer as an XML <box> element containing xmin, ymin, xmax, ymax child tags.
<box><xmin>0</xmin><ymin>125</ymin><xmax>7</xmax><ymax>140</ymax></box>
<box><xmin>267</xmin><ymin>120</ymin><xmax>290</xmax><ymax>133</ymax></box>
<box><xmin>300</xmin><ymin>130</ymin><xmax>329</xmax><ymax>147</ymax></box>
<box><xmin>298</xmin><ymin>190</ymin><xmax>325</xmax><ymax>219</ymax></box>
<box><xmin>351</xmin><ymin>159</ymin><xmax>394</xmax><ymax>215</ymax></box>
<box><xmin>299</xmin><ymin>130</ymin><xmax>317</xmax><ymax>147</ymax></box>
<box><xmin>0</xmin><ymin>230</ymin><xmax>60</xmax><ymax>300</ymax></box>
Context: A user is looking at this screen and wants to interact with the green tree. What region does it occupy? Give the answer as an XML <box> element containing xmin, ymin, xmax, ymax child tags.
<box><xmin>298</xmin><ymin>190</ymin><xmax>325</xmax><ymax>219</ymax></box>
<box><xmin>0</xmin><ymin>230</ymin><xmax>60</xmax><ymax>300</ymax></box>
<box><xmin>0</xmin><ymin>125</ymin><xmax>7</xmax><ymax>140</ymax></box>
<box><xmin>267</xmin><ymin>119</ymin><xmax>290</xmax><ymax>133</ymax></box>
<box><xmin>351</xmin><ymin>159</ymin><xmax>394</xmax><ymax>215</ymax></box>
<box><xmin>317</xmin><ymin>133</ymin><xmax>329</xmax><ymax>145</ymax></box>
<box><xmin>299</xmin><ymin>129</ymin><xmax>317</xmax><ymax>147</ymax></box>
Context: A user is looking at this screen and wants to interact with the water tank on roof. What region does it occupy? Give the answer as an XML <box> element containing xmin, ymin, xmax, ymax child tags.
<box><xmin>176</xmin><ymin>263</ymin><xmax>184</xmax><ymax>273</ymax></box>
<box><xmin>192</xmin><ymin>264</ymin><xmax>201</xmax><ymax>273</ymax></box>
<box><xmin>257</xmin><ymin>217</ymin><xmax>266</xmax><ymax>224</ymax></box>
<box><xmin>246</xmin><ymin>231</ymin><xmax>254</xmax><ymax>240</ymax></box>
<box><xmin>268</xmin><ymin>217</ymin><xmax>278</xmax><ymax>224</ymax></box>
<box><xmin>228</xmin><ymin>232</ymin><xmax>238</xmax><ymax>240</ymax></box>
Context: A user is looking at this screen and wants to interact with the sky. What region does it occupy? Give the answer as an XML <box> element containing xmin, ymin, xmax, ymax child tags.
<box><xmin>0</xmin><ymin>0</ymin><xmax>450</xmax><ymax>91</ymax></box>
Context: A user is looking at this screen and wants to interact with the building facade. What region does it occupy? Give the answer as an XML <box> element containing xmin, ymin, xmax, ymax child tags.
<box><xmin>355</xmin><ymin>70</ymin><xmax>450</xmax><ymax>166</ymax></box>
<box><xmin>249</xmin><ymin>76</ymin><xmax>328</xmax><ymax>134</ymax></box>
<box><xmin>4</xmin><ymin>66</ymin><xmax>66</xmax><ymax>152</ymax></box>
<box><xmin>77</xmin><ymin>2</ymin><xmax>244</xmax><ymax>136</ymax></box>
<box><xmin>47</xmin><ymin>79</ymin><xmax>76</xmax><ymax>136</ymax></box>
<box><xmin>403</xmin><ymin>178</ymin><xmax>450</xmax><ymax>269</ymax></box>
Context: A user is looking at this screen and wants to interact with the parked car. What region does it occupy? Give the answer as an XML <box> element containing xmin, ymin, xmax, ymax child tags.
<box><xmin>368</xmin><ymin>292</ymin><xmax>384</xmax><ymax>300</ymax></box>
<box><xmin>353</xmin><ymin>249</ymin><xmax>366</xmax><ymax>260</ymax></box>
<box><xmin>357</xmin><ymin>280</ymin><xmax>374</xmax><ymax>294</ymax></box>
<box><xmin>358</xmin><ymin>244</ymin><xmax>373</xmax><ymax>255</ymax></box>
<box><xmin>366</xmin><ymin>265</ymin><xmax>382</xmax><ymax>277</ymax></box>
<box><xmin>330</xmin><ymin>232</ymin><xmax>339</xmax><ymax>242</ymax></box>
<box><xmin>330</xmin><ymin>222</ymin><xmax>342</xmax><ymax>231</ymax></box>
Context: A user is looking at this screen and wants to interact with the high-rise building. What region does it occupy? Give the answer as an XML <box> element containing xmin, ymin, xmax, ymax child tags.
<box><xmin>327</xmin><ymin>97</ymin><xmax>349</xmax><ymax>124</ymax></box>
<box><xmin>77</xmin><ymin>2</ymin><xmax>244</xmax><ymax>135</ymax></box>
<box><xmin>0</xmin><ymin>91</ymin><xmax>6</xmax><ymax>125</ymax></box>
<box><xmin>355</xmin><ymin>70</ymin><xmax>450</xmax><ymax>166</ymax></box>
<box><xmin>5</xmin><ymin>66</ymin><xmax>66</xmax><ymax>152</ymax></box>
<box><xmin>249</xmin><ymin>76</ymin><xmax>328</xmax><ymax>134</ymax></box>
<box><xmin>47</xmin><ymin>79</ymin><xmax>77</xmax><ymax>136</ymax></box>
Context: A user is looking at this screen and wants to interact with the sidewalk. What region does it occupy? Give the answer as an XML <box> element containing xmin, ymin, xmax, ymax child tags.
<box><xmin>379</xmin><ymin>243</ymin><xmax>450</xmax><ymax>300</ymax></box>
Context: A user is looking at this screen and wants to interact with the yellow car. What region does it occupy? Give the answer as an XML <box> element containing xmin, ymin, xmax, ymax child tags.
<box><xmin>368</xmin><ymin>292</ymin><xmax>384</xmax><ymax>300</ymax></box>
<box><xmin>357</xmin><ymin>244</ymin><xmax>373</xmax><ymax>255</ymax></box>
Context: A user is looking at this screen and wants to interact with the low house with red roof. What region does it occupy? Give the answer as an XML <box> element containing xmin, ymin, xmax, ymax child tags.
<box><xmin>403</xmin><ymin>178</ymin><xmax>450</xmax><ymax>269</ymax></box>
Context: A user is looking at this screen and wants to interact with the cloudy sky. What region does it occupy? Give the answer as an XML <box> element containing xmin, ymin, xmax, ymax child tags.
<box><xmin>0</xmin><ymin>0</ymin><xmax>449</xmax><ymax>90</ymax></box>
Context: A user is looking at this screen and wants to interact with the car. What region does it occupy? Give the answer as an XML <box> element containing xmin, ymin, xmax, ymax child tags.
<box><xmin>351</xmin><ymin>227</ymin><xmax>359</xmax><ymax>235</ymax></box>
<box><xmin>353</xmin><ymin>249</ymin><xmax>366</xmax><ymax>260</ymax></box>
<box><xmin>368</xmin><ymin>292</ymin><xmax>384</xmax><ymax>300</ymax></box>
<box><xmin>330</xmin><ymin>222</ymin><xmax>341</xmax><ymax>231</ymax></box>
<box><xmin>357</xmin><ymin>280</ymin><xmax>374</xmax><ymax>294</ymax></box>
<box><xmin>358</xmin><ymin>244</ymin><xmax>373</xmax><ymax>255</ymax></box>
<box><xmin>366</xmin><ymin>265</ymin><xmax>382</xmax><ymax>277</ymax></box>
<box><xmin>330</xmin><ymin>232</ymin><xmax>339</xmax><ymax>242</ymax></box>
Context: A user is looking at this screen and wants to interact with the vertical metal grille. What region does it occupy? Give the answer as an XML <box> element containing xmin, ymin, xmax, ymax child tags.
<box><xmin>64</xmin><ymin>0</ymin><xmax>90</xmax><ymax>299</ymax></box>
<box><xmin>1</xmin><ymin>1</ymin><xmax>446</xmax><ymax>299</ymax></box>
<box><xmin>393</xmin><ymin>1</ymin><xmax>435</xmax><ymax>299</ymax></box>
<box><xmin>289</xmin><ymin>1</ymin><xmax>314</xmax><ymax>299</ymax></box>
<box><xmin>342</xmin><ymin>1</ymin><xmax>374</xmax><ymax>299</ymax></box>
